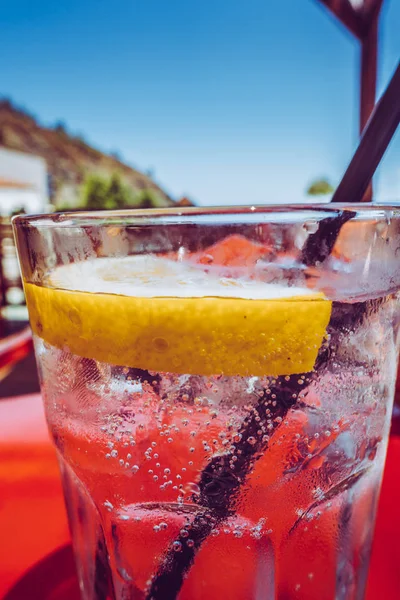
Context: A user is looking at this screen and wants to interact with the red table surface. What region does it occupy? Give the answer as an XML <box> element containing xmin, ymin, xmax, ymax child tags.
<box><xmin>0</xmin><ymin>394</ymin><xmax>399</xmax><ymax>599</ymax></box>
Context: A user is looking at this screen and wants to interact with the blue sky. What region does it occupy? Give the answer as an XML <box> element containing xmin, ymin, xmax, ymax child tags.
<box><xmin>1</xmin><ymin>0</ymin><xmax>399</xmax><ymax>205</ymax></box>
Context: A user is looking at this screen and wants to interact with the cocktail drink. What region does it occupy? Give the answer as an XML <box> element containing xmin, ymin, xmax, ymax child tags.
<box><xmin>13</xmin><ymin>207</ymin><xmax>400</xmax><ymax>600</ymax></box>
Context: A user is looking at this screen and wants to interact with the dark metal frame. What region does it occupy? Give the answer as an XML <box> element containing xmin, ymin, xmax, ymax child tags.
<box><xmin>317</xmin><ymin>0</ymin><xmax>385</xmax><ymax>201</ymax></box>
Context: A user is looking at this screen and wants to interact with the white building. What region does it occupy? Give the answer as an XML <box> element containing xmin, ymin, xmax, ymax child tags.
<box><xmin>0</xmin><ymin>147</ymin><xmax>49</xmax><ymax>215</ymax></box>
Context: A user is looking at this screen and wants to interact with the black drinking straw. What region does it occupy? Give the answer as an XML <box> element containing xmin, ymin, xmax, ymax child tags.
<box><xmin>331</xmin><ymin>61</ymin><xmax>400</xmax><ymax>206</ymax></box>
<box><xmin>147</xmin><ymin>375</ymin><xmax>307</xmax><ymax>600</ymax></box>
<box><xmin>301</xmin><ymin>61</ymin><xmax>400</xmax><ymax>266</ymax></box>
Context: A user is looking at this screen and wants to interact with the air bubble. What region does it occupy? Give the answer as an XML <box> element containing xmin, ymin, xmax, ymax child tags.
<box><xmin>173</xmin><ymin>541</ymin><xmax>182</xmax><ymax>552</ymax></box>
<box><xmin>187</xmin><ymin>482</ymin><xmax>200</xmax><ymax>495</ymax></box>
<box><xmin>186</xmin><ymin>539</ymin><xmax>194</xmax><ymax>548</ymax></box>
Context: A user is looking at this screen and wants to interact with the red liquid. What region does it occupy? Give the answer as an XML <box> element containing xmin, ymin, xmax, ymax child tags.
<box><xmin>49</xmin><ymin>370</ymin><xmax>386</xmax><ymax>600</ymax></box>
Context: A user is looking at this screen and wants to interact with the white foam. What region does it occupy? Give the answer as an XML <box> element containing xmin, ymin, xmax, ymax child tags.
<box><xmin>48</xmin><ymin>256</ymin><xmax>315</xmax><ymax>300</ymax></box>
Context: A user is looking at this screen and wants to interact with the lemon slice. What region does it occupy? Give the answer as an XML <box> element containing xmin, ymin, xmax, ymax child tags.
<box><xmin>25</xmin><ymin>256</ymin><xmax>331</xmax><ymax>376</ymax></box>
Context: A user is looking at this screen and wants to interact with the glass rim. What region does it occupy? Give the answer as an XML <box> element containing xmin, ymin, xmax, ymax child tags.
<box><xmin>12</xmin><ymin>202</ymin><xmax>400</xmax><ymax>229</ymax></box>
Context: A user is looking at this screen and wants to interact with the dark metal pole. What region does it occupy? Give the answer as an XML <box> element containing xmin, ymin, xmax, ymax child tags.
<box><xmin>360</xmin><ymin>11</ymin><xmax>379</xmax><ymax>201</ymax></box>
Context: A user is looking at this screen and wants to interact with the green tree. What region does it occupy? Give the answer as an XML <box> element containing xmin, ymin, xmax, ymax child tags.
<box><xmin>306</xmin><ymin>178</ymin><xmax>335</xmax><ymax>196</ymax></box>
<box><xmin>53</xmin><ymin>120</ymin><xmax>68</xmax><ymax>134</ymax></box>
<box><xmin>135</xmin><ymin>188</ymin><xmax>166</xmax><ymax>209</ymax></box>
<box><xmin>81</xmin><ymin>173</ymin><xmax>133</xmax><ymax>210</ymax></box>
<box><xmin>82</xmin><ymin>174</ymin><xmax>109</xmax><ymax>209</ymax></box>
<box><xmin>107</xmin><ymin>173</ymin><xmax>133</xmax><ymax>208</ymax></box>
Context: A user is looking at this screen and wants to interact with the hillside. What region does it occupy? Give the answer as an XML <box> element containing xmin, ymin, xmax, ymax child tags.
<box><xmin>0</xmin><ymin>99</ymin><xmax>174</xmax><ymax>208</ymax></box>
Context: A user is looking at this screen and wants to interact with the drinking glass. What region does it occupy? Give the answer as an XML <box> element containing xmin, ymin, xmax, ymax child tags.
<box><xmin>13</xmin><ymin>205</ymin><xmax>400</xmax><ymax>600</ymax></box>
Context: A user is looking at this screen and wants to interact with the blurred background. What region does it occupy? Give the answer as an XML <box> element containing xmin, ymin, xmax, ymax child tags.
<box><xmin>0</xmin><ymin>0</ymin><xmax>399</xmax><ymax>394</ymax></box>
